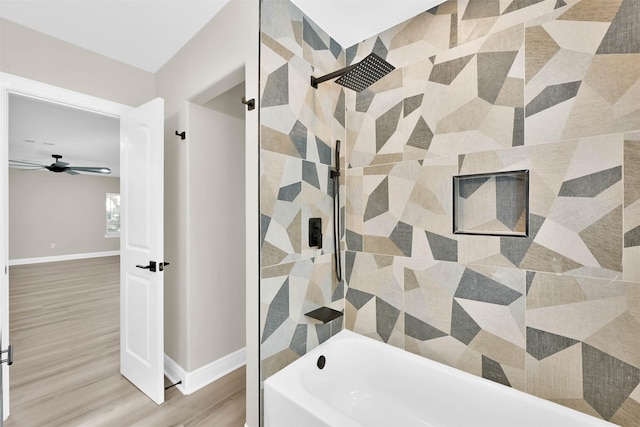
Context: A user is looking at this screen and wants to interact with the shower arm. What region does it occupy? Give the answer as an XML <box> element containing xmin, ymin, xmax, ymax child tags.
<box><xmin>311</xmin><ymin>64</ymin><xmax>358</xmax><ymax>89</ymax></box>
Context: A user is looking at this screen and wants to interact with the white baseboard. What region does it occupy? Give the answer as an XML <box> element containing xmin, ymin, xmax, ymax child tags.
<box><xmin>164</xmin><ymin>347</ymin><xmax>246</xmax><ymax>395</ymax></box>
<box><xmin>9</xmin><ymin>250</ymin><xmax>120</xmax><ymax>266</ymax></box>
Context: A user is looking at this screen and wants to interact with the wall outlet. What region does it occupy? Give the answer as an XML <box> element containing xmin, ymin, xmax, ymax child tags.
<box><xmin>50</xmin><ymin>243</ymin><xmax>56</xmax><ymax>249</ymax></box>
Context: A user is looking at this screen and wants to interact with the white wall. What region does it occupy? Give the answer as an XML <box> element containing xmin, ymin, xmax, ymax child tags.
<box><xmin>0</xmin><ymin>18</ymin><xmax>154</xmax><ymax>107</ymax></box>
<box><xmin>188</xmin><ymin>100</ymin><xmax>245</xmax><ymax>370</ymax></box>
<box><xmin>8</xmin><ymin>168</ymin><xmax>119</xmax><ymax>260</ymax></box>
<box><xmin>155</xmin><ymin>1</ymin><xmax>259</xmax><ymax>424</ymax></box>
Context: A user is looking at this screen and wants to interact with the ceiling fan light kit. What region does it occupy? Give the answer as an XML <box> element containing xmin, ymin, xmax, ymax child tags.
<box><xmin>8</xmin><ymin>154</ymin><xmax>112</xmax><ymax>175</ymax></box>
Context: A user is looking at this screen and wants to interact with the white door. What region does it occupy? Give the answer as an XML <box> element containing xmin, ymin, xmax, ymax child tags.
<box><xmin>120</xmin><ymin>97</ymin><xmax>165</xmax><ymax>405</ymax></box>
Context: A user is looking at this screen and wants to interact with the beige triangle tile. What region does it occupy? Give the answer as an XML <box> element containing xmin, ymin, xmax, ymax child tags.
<box><xmin>614</xmin><ymin>76</ymin><xmax>640</xmax><ymax>122</ymax></box>
<box><xmin>520</xmin><ymin>242</ymin><xmax>584</xmax><ymax>273</ymax></box>
<box><xmin>352</xmin><ymin>298</ymin><xmax>378</xmax><ymax>337</ymax></box>
<box><xmin>584</xmin><ymin>54</ymin><xmax>640</xmax><ymax>105</ymax></box>
<box><xmin>631</xmin><ymin>383</ymin><xmax>640</xmax><ymax>402</ymax></box>
<box><xmin>525</xmin><ymin>97</ymin><xmax>577</xmax><ymax>145</ymax></box>
<box><xmin>432</xmin><ymin>36</ymin><xmax>482</xmax><ymax>65</ymax></box>
<box><xmin>526</xmin><ymin>343</ymin><xmax>584</xmax><ymax>399</ymax></box>
<box><xmin>528</xmin><ymin>296</ymin><xmax>627</xmax><ymax>341</ymax></box>
<box><xmin>494</xmin><ymin>0</ymin><xmax>558</xmax><ymax>31</ymax></box>
<box><xmin>525</xmin><ymin>26</ymin><xmax>561</xmax><ymax>83</ymax></box>
<box><xmin>584</xmin><ymin>313</ymin><xmax>640</xmax><ymax>368</ymax></box>
<box><xmin>579</xmin><ymin>205</ymin><xmax>623</xmax><ymax>272</ymax></box>
<box><xmin>563</xmin><ymin>133</ymin><xmax>622</xmax><ymax>181</ymax></box>
<box><xmin>546</xmin><ymin>185</ymin><xmax>622</xmax><ymax>233</ymax></box>
<box><xmin>420</xmin><ymin>335</ymin><xmax>471</xmax><ymax>368</ymax></box>
<box><xmin>456</xmin><ymin>347</ymin><xmax>483</xmax><ymax>377</ymax></box>
<box><xmin>469</xmin><ymin>329</ymin><xmax>525</xmax><ymax>369</ymax></box>
<box><xmin>389</xmin><ymin>11</ymin><xmax>438</xmax><ymax>50</ymax></box>
<box><xmin>525</xmin><ymin>49</ymin><xmax>593</xmax><ymax>103</ymax></box>
<box><xmin>495</xmin><ymin>77</ymin><xmax>524</xmax><ymax>107</ymax></box>
<box><xmin>480</xmin><ymin>104</ymin><xmax>520</xmax><ymax>146</ymax></box>
<box><xmin>535</xmin><ymin>218</ymin><xmax>600</xmax><ymax>267</ymax></box>
<box><xmin>436</xmin><ymin>98</ymin><xmax>493</xmax><ymax>134</ymax></box>
<box><xmin>457</xmin><ymin>299</ymin><xmax>526</xmax><ymax>347</ymax></box>
<box><xmin>472</xmin><ymin>253</ymin><xmax>519</xmax><ymax>268</ymax></box>
<box><xmin>459</xmin><ymin>149</ymin><xmax>503</xmax><ymax>174</ymax></box>
<box><xmin>610</xmin><ymin>396</ymin><xmax>640</xmax><ymax>427</ymax></box>
<box><xmin>543</xmin><ymin>20</ymin><xmax>610</xmax><ymax>54</ymax></box>
<box><xmin>557</xmin><ymin>0</ymin><xmax>623</xmax><ymax>22</ymax></box>
<box><xmin>561</xmin><ymin>83</ymin><xmax>617</xmax><ymax>140</ymax></box>
<box><xmin>624</xmin><ymin>200</ymin><xmax>640</xmax><ymax>231</ymax></box>
<box><xmin>529</xmin><ymin>172</ymin><xmax>558</xmax><ymax>217</ymax></box>
<box><xmin>624</xmin><ymin>248</ymin><xmax>640</xmax><ymax>283</ymax></box>
<box><xmin>627</xmin><ymin>282</ymin><xmax>640</xmax><ymax>323</ymax></box>
<box><xmin>363</xmin><ymin>235</ymin><xmax>405</xmax><ymax>257</ymax></box>
<box><xmin>526</xmin><ymin>272</ymin><xmax>586</xmax><ymax>309</ymax></box>
<box><xmin>479</xmin><ymin>23</ymin><xmax>524</xmax><ymax>53</ymax></box>
<box><xmin>502</xmin><ymin>364</ymin><xmax>526</xmax><ymax>391</ymax></box>
<box><xmin>457</xmin><ymin>235</ymin><xmax>501</xmax><ymax>264</ymax></box>
<box><xmin>458</xmin><ymin>16</ymin><xmax>499</xmax><ymax>46</ymax></box>
<box><xmin>551</xmin><ymin>399</ymin><xmax>603</xmax><ymax>419</ymax></box>
<box><xmin>405</xmin><ymin>286</ymin><xmax>453</xmax><ymax>335</ymax></box>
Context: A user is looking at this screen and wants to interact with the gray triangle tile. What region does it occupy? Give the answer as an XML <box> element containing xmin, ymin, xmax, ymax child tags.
<box><xmin>527</xmin><ymin>327</ymin><xmax>580</xmax><ymax>361</ymax></box>
<box><xmin>559</xmin><ymin>166</ymin><xmax>622</xmax><ymax>198</ymax></box>
<box><xmin>425</xmin><ymin>231</ymin><xmax>458</xmax><ymax>262</ymax></box>
<box><xmin>364</xmin><ymin>177</ymin><xmax>389</xmax><ymax>221</ymax></box>
<box><xmin>451</xmin><ymin>299</ymin><xmax>482</xmax><ymax>345</ymax></box>
<box><xmin>346</xmin><ymin>287</ymin><xmax>374</xmax><ymax>310</ymax></box>
<box><xmin>477</xmin><ymin>51</ymin><xmax>519</xmax><ymax>105</ymax></box>
<box><xmin>390</xmin><ymin>222</ymin><xmax>413</xmax><ymax>257</ymax></box>
<box><xmin>482</xmin><ymin>355</ymin><xmax>511</xmax><ymax>387</ymax></box>
<box><xmin>583</xmin><ymin>343</ymin><xmax>640</xmax><ymax>420</ymax></box>
<box><xmin>405</xmin><ymin>312</ymin><xmax>448</xmax><ymax>341</ymax></box>
<box><xmin>375</xmin><ymin>101</ymin><xmax>403</xmax><ymax>152</ymax></box>
<box><xmin>262</xmin><ymin>63</ymin><xmax>289</xmax><ymax>108</ymax></box>
<box><xmin>376</xmin><ymin>297</ymin><xmax>401</xmax><ymax>343</ymax></box>
<box><xmin>454</xmin><ymin>268</ymin><xmax>522</xmax><ymax>305</ymax></box>
<box><xmin>504</xmin><ymin>0</ymin><xmax>546</xmax><ymax>14</ymax></box>
<box><xmin>525</xmin><ymin>81</ymin><xmax>582</xmax><ymax>118</ymax></box>
<box><xmin>596</xmin><ymin>0</ymin><xmax>640</xmax><ymax>54</ymax></box>
<box><xmin>261</xmin><ymin>278</ymin><xmax>290</xmax><ymax>343</ymax></box>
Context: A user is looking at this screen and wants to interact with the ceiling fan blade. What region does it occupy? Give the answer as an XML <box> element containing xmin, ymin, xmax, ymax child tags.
<box><xmin>9</xmin><ymin>160</ymin><xmax>47</xmax><ymax>167</ymax></box>
<box><xmin>65</xmin><ymin>169</ymin><xmax>79</xmax><ymax>175</ymax></box>
<box><xmin>68</xmin><ymin>166</ymin><xmax>112</xmax><ymax>174</ymax></box>
<box><xmin>19</xmin><ymin>167</ymin><xmax>46</xmax><ymax>171</ymax></box>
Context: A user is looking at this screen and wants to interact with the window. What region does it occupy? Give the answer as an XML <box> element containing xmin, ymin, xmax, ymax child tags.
<box><xmin>106</xmin><ymin>193</ymin><xmax>121</xmax><ymax>237</ymax></box>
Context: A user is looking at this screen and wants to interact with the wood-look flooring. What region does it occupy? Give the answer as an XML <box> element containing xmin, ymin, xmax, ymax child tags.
<box><xmin>5</xmin><ymin>256</ymin><xmax>245</xmax><ymax>427</ymax></box>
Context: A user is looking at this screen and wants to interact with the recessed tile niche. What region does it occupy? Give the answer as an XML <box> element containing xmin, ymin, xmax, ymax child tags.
<box><xmin>453</xmin><ymin>170</ymin><xmax>529</xmax><ymax>237</ymax></box>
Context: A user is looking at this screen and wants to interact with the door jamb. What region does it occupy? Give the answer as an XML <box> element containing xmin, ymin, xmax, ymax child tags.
<box><xmin>0</xmin><ymin>72</ymin><xmax>132</xmax><ymax>419</ymax></box>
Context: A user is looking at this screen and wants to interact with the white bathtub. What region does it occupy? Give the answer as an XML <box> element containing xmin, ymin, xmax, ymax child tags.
<box><xmin>264</xmin><ymin>329</ymin><xmax>615</xmax><ymax>427</ymax></box>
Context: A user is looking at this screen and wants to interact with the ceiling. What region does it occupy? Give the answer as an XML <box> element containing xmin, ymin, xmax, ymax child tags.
<box><xmin>8</xmin><ymin>93</ymin><xmax>121</xmax><ymax>176</ymax></box>
<box><xmin>2</xmin><ymin>0</ymin><xmax>444</xmax><ymax>178</ymax></box>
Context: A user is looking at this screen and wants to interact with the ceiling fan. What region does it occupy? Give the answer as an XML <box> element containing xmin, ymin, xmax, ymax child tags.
<box><xmin>9</xmin><ymin>154</ymin><xmax>111</xmax><ymax>175</ymax></box>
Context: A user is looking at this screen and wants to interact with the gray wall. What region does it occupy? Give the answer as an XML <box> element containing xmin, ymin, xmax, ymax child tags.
<box><xmin>9</xmin><ymin>168</ymin><xmax>119</xmax><ymax>260</ymax></box>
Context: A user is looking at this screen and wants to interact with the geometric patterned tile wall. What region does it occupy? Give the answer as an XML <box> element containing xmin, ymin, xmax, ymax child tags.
<box><xmin>458</xmin><ymin>134</ymin><xmax>624</xmax><ymax>279</ymax></box>
<box><xmin>340</xmin><ymin>0</ymin><xmax>640</xmax><ymax>425</ymax></box>
<box><xmin>625</xmin><ymin>132</ymin><xmax>640</xmax><ymax>283</ymax></box>
<box><xmin>526</xmin><ymin>272</ymin><xmax>640</xmax><ymax>423</ymax></box>
<box><xmin>260</xmin><ymin>0</ymin><xmax>346</xmax><ymax>383</ymax></box>
<box><xmin>260</xmin><ymin>0</ymin><xmax>640</xmax><ymax>425</ymax></box>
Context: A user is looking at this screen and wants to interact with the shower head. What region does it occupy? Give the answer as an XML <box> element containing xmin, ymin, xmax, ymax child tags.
<box><xmin>311</xmin><ymin>53</ymin><xmax>395</xmax><ymax>92</ymax></box>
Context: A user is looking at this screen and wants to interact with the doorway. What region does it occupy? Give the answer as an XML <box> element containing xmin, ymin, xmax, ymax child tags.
<box><xmin>0</xmin><ymin>74</ymin><xmax>132</xmax><ymax>420</ymax></box>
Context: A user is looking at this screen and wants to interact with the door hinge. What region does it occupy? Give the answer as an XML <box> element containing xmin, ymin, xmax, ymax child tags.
<box><xmin>1</xmin><ymin>345</ymin><xmax>13</xmax><ymax>366</ymax></box>
<box><xmin>241</xmin><ymin>97</ymin><xmax>255</xmax><ymax>111</ymax></box>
